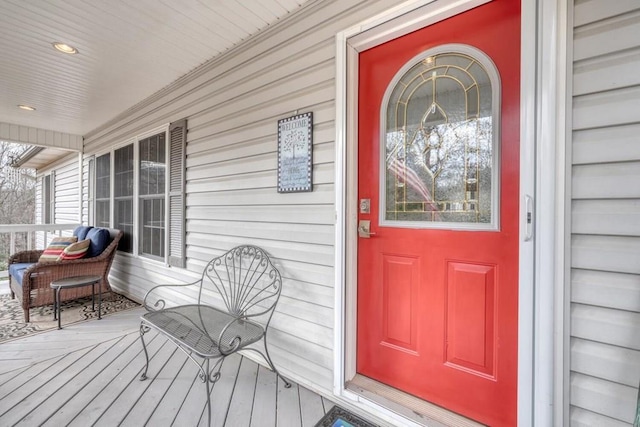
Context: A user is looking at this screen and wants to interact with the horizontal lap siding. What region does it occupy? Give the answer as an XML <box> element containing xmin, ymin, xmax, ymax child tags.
<box><xmin>82</xmin><ymin>0</ymin><xmax>398</xmax><ymax>395</ymax></box>
<box><xmin>34</xmin><ymin>155</ymin><xmax>79</xmax><ymax>247</ymax></box>
<box><xmin>571</xmin><ymin>1</ymin><xmax>640</xmax><ymax>425</ymax></box>
<box><xmin>36</xmin><ymin>154</ymin><xmax>79</xmax><ymax>226</ymax></box>
<box><xmin>51</xmin><ymin>157</ymin><xmax>80</xmax><ymax>224</ymax></box>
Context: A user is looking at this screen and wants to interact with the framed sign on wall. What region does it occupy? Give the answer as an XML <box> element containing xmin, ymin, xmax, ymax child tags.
<box><xmin>277</xmin><ymin>112</ymin><xmax>313</xmax><ymax>193</ymax></box>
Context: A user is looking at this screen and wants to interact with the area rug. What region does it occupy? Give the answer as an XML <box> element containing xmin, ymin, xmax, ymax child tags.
<box><xmin>0</xmin><ymin>292</ymin><xmax>139</xmax><ymax>343</ymax></box>
<box><xmin>315</xmin><ymin>406</ymin><xmax>378</xmax><ymax>427</ymax></box>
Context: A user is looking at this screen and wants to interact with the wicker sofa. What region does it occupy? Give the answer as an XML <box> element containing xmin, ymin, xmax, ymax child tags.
<box><xmin>8</xmin><ymin>228</ymin><xmax>123</xmax><ymax>322</ymax></box>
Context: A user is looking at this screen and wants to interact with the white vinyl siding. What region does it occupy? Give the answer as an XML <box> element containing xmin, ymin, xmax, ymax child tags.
<box><xmin>39</xmin><ymin>156</ymin><xmax>80</xmax><ymax>226</ymax></box>
<box><xmin>570</xmin><ymin>1</ymin><xmax>640</xmax><ymax>425</ymax></box>
<box><xmin>35</xmin><ymin>154</ymin><xmax>80</xmax><ymax>247</ymax></box>
<box><xmin>49</xmin><ymin>158</ymin><xmax>80</xmax><ymax>224</ymax></box>
<box><xmin>82</xmin><ymin>0</ymin><xmax>400</xmax><ymax>394</ymax></box>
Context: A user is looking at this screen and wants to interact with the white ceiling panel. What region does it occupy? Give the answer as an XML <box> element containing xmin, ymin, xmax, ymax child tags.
<box><xmin>0</xmin><ymin>0</ymin><xmax>311</xmax><ymax>137</ymax></box>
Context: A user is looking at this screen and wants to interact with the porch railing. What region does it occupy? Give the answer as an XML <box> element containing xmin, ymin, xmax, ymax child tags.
<box><xmin>0</xmin><ymin>223</ymin><xmax>80</xmax><ymax>278</ymax></box>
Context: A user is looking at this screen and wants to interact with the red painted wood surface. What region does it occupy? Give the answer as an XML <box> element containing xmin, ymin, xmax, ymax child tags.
<box><xmin>356</xmin><ymin>1</ymin><xmax>520</xmax><ymax>425</ymax></box>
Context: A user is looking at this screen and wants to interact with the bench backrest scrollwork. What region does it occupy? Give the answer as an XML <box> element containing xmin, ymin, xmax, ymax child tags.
<box><xmin>201</xmin><ymin>245</ymin><xmax>282</xmax><ymax>321</ymax></box>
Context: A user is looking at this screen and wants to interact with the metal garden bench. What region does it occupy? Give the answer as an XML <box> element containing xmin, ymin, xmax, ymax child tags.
<box><xmin>138</xmin><ymin>245</ymin><xmax>290</xmax><ymax>425</ymax></box>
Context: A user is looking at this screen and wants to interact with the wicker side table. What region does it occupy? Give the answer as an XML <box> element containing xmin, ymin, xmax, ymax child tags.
<box><xmin>50</xmin><ymin>275</ymin><xmax>102</xmax><ymax>329</ymax></box>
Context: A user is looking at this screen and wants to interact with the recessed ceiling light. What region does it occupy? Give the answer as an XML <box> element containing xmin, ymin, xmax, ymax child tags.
<box><xmin>18</xmin><ymin>104</ymin><xmax>36</xmax><ymax>111</ymax></box>
<box><xmin>52</xmin><ymin>42</ymin><xmax>78</xmax><ymax>54</ymax></box>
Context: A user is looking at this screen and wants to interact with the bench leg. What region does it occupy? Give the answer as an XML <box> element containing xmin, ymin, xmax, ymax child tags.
<box><xmin>254</xmin><ymin>333</ymin><xmax>291</xmax><ymax>388</ymax></box>
<box><xmin>264</xmin><ymin>348</ymin><xmax>291</xmax><ymax>388</ymax></box>
<box><xmin>139</xmin><ymin>324</ymin><xmax>151</xmax><ymax>380</ymax></box>
<box><xmin>205</xmin><ymin>359</ymin><xmax>211</xmax><ymax>426</ymax></box>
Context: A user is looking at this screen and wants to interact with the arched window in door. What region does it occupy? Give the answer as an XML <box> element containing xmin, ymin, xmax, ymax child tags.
<box><xmin>382</xmin><ymin>44</ymin><xmax>501</xmax><ymax>229</ymax></box>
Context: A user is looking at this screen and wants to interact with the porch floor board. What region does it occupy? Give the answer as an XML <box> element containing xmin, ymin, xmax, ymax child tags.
<box><xmin>0</xmin><ymin>306</ymin><xmax>334</xmax><ymax>427</ymax></box>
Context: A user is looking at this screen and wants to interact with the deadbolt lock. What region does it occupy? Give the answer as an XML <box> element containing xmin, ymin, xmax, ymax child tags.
<box><xmin>359</xmin><ymin>198</ymin><xmax>370</xmax><ymax>214</ymax></box>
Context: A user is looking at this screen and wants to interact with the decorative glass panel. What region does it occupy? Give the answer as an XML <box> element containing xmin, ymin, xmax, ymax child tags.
<box><xmin>383</xmin><ymin>50</ymin><xmax>498</xmax><ymax>228</ymax></box>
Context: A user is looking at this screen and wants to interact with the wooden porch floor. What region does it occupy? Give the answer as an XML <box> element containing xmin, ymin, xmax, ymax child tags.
<box><xmin>0</xmin><ymin>306</ymin><xmax>335</xmax><ymax>426</ymax></box>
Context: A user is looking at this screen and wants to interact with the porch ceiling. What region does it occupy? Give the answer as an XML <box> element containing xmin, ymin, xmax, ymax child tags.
<box><xmin>0</xmin><ymin>0</ymin><xmax>311</xmax><ymax>141</ymax></box>
<box><xmin>12</xmin><ymin>146</ymin><xmax>71</xmax><ymax>169</ymax></box>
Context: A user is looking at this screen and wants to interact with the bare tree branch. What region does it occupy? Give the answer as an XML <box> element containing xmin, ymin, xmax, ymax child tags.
<box><xmin>0</xmin><ymin>141</ymin><xmax>36</xmax><ymax>267</ymax></box>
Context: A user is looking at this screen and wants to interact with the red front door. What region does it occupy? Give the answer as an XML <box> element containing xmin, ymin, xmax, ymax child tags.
<box><xmin>356</xmin><ymin>1</ymin><xmax>520</xmax><ymax>425</ymax></box>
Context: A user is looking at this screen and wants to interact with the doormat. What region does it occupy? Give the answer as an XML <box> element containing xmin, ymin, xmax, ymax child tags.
<box><xmin>0</xmin><ymin>292</ymin><xmax>139</xmax><ymax>343</ymax></box>
<box><xmin>315</xmin><ymin>406</ymin><xmax>378</xmax><ymax>427</ymax></box>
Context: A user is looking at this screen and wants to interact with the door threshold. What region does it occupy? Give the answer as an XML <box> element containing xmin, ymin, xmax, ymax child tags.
<box><xmin>346</xmin><ymin>375</ymin><xmax>485</xmax><ymax>427</ymax></box>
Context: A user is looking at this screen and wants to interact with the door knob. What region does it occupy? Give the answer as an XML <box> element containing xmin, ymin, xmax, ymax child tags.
<box><xmin>358</xmin><ymin>220</ymin><xmax>376</xmax><ymax>238</ymax></box>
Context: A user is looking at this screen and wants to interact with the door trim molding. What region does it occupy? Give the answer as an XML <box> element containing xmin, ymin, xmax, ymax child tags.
<box><xmin>334</xmin><ymin>0</ymin><xmax>567</xmax><ymax>425</ymax></box>
<box><xmin>530</xmin><ymin>0</ymin><xmax>571</xmax><ymax>424</ymax></box>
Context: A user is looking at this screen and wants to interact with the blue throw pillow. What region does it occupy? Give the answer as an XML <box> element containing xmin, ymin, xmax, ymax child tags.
<box><xmin>86</xmin><ymin>228</ymin><xmax>110</xmax><ymax>258</ymax></box>
<box><xmin>73</xmin><ymin>225</ymin><xmax>94</xmax><ymax>240</ymax></box>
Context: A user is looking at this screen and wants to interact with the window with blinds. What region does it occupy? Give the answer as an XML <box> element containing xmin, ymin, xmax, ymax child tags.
<box><xmin>114</xmin><ymin>144</ymin><xmax>134</xmax><ymax>253</ymax></box>
<box><xmin>95</xmin><ymin>153</ymin><xmax>111</xmax><ymax>228</ymax></box>
<box><xmin>89</xmin><ymin>120</ymin><xmax>186</xmax><ymax>266</ymax></box>
<box><xmin>139</xmin><ymin>132</ymin><xmax>166</xmax><ymax>260</ymax></box>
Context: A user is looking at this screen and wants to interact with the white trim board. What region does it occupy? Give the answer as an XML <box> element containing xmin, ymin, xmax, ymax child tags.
<box><xmin>0</xmin><ymin>122</ymin><xmax>82</xmax><ymax>151</ymax></box>
<box><xmin>334</xmin><ymin>0</ymin><xmax>566</xmax><ymax>425</ymax></box>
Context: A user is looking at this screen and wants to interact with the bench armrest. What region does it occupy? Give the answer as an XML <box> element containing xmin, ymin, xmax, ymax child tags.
<box><xmin>142</xmin><ymin>280</ymin><xmax>201</xmax><ymax>311</ymax></box>
<box><xmin>217</xmin><ymin>315</ymin><xmax>249</xmax><ymax>356</ymax></box>
<box><xmin>217</xmin><ymin>308</ymin><xmax>273</xmax><ymax>356</ymax></box>
<box><xmin>9</xmin><ymin>249</ymin><xmax>44</xmax><ymax>265</ymax></box>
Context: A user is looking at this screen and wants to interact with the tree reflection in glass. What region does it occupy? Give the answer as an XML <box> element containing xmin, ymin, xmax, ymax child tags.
<box><xmin>384</xmin><ymin>51</ymin><xmax>496</xmax><ymax>226</ymax></box>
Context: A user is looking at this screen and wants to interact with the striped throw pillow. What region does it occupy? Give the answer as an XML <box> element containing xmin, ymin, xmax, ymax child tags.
<box><xmin>59</xmin><ymin>239</ymin><xmax>91</xmax><ymax>260</ymax></box>
<box><xmin>38</xmin><ymin>236</ymin><xmax>78</xmax><ymax>263</ymax></box>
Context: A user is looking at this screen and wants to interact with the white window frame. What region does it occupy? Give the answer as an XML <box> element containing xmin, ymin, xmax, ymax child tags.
<box><xmin>137</xmin><ymin>130</ymin><xmax>169</xmax><ymax>261</ymax></box>
<box><xmin>93</xmin><ymin>152</ymin><xmax>112</xmax><ymax>229</ymax></box>
<box><xmin>42</xmin><ymin>172</ymin><xmax>55</xmax><ymax>224</ymax></box>
<box><xmin>87</xmin><ymin>156</ymin><xmax>95</xmax><ymax>226</ymax></box>
<box><xmin>113</xmin><ymin>142</ymin><xmax>136</xmax><ymax>254</ymax></box>
<box><xmin>90</xmin><ymin>124</ymin><xmax>170</xmax><ymax>264</ymax></box>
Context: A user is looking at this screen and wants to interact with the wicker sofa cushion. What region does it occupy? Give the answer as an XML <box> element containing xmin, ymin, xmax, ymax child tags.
<box><xmin>39</xmin><ymin>236</ymin><xmax>78</xmax><ymax>263</ymax></box>
<box><xmin>86</xmin><ymin>228</ymin><xmax>110</xmax><ymax>258</ymax></box>
<box><xmin>73</xmin><ymin>225</ymin><xmax>94</xmax><ymax>240</ymax></box>
<box><xmin>8</xmin><ymin>263</ymin><xmax>33</xmax><ymax>288</ymax></box>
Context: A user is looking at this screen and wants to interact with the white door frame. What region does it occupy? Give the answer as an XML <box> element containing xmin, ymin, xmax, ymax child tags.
<box><xmin>333</xmin><ymin>0</ymin><xmax>569</xmax><ymax>425</ymax></box>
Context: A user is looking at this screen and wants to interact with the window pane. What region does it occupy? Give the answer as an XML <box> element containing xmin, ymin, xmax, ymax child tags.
<box><xmin>114</xmin><ymin>145</ymin><xmax>134</xmax><ymax>253</ymax></box>
<box><xmin>95</xmin><ymin>201</ymin><xmax>110</xmax><ymax>228</ymax></box>
<box><xmin>139</xmin><ymin>132</ymin><xmax>166</xmax><ymax>259</ymax></box>
<box><xmin>139</xmin><ymin>197</ymin><xmax>165</xmax><ymax>258</ymax></box>
<box><xmin>95</xmin><ymin>153</ymin><xmax>110</xmax><ymax>227</ymax></box>
<box><xmin>139</xmin><ymin>133</ymin><xmax>166</xmax><ymax>196</ymax></box>
<box><xmin>115</xmin><ymin>199</ymin><xmax>133</xmax><ymax>253</ymax></box>
<box><xmin>115</xmin><ymin>145</ymin><xmax>134</xmax><ymax>198</ymax></box>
